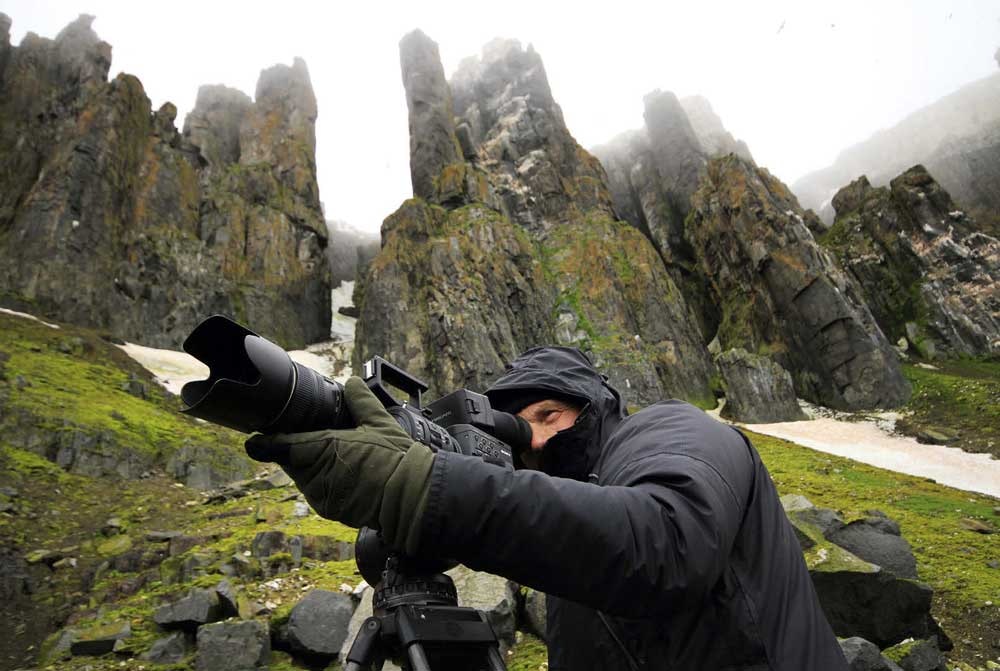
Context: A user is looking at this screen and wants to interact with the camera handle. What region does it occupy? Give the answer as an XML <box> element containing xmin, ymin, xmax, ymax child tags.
<box><xmin>363</xmin><ymin>356</ymin><xmax>429</xmax><ymax>410</ymax></box>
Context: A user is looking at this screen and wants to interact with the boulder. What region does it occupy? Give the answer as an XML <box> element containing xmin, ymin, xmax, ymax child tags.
<box><xmin>283</xmin><ymin>589</ymin><xmax>355</xmax><ymax>658</ymax></box>
<box><xmin>716</xmin><ymin>348</ymin><xmax>807</xmax><ymax>423</ymax></box>
<box><xmin>785</xmin><ymin>501</ymin><xmax>946</xmax><ymax>649</ymax></box>
<box><xmin>447</xmin><ymin>565</ymin><xmax>519</xmax><ymax>653</ymax></box>
<box><xmin>523</xmin><ymin>588</ymin><xmax>547</xmax><ymax>642</ymax></box>
<box><xmin>826</xmin><ymin>513</ymin><xmax>918</xmax><ymax>579</ymax></box>
<box><xmin>195</xmin><ymin>620</ymin><xmax>270</xmax><ymax>671</ymax></box>
<box><xmin>154</xmin><ymin>588</ymin><xmax>223</xmax><ymax>631</ymax></box>
<box><xmin>69</xmin><ymin>620</ymin><xmax>131</xmax><ymax>656</ymax></box>
<box><xmin>882</xmin><ymin>638</ymin><xmax>948</xmax><ymax>671</ymax></box>
<box><xmin>141</xmin><ymin>631</ymin><xmax>192</xmax><ymax>665</ymax></box>
<box><xmin>839</xmin><ymin>637</ymin><xmax>903</xmax><ymax>671</ymax></box>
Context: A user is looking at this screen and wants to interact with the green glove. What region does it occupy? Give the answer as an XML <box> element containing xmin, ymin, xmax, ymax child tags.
<box><xmin>244</xmin><ymin>376</ymin><xmax>435</xmax><ymax>553</ymax></box>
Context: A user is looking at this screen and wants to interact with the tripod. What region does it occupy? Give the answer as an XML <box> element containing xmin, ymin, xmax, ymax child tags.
<box><xmin>343</xmin><ymin>555</ymin><xmax>507</xmax><ymax>671</ymax></box>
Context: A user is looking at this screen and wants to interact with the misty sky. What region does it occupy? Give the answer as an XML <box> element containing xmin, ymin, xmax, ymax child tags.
<box><xmin>3</xmin><ymin>1</ymin><xmax>998</xmax><ymax>234</ymax></box>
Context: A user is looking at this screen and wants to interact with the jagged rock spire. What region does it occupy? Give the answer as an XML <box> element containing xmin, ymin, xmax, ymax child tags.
<box><xmin>399</xmin><ymin>30</ymin><xmax>463</xmax><ymax>203</ymax></box>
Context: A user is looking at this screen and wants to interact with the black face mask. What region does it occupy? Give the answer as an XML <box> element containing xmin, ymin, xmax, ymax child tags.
<box><xmin>539</xmin><ymin>404</ymin><xmax>597</xmax><ymax>480</ymax></box>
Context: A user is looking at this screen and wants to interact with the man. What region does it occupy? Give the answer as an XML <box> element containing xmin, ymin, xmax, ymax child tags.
<box><xmin>246</xmin><ymin>346</ymin><xmax>848</xmax><ymax>670</ymax></box>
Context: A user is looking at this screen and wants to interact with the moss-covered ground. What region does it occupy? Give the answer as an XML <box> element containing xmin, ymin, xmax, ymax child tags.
<box><xmin>895</xmin><ymin>359</ymin><xmax>1000</xmax><ymax>458</ymax></box>
<box><xmin>2</xmin><ymin>310</ymin><xmax>998</xmax><ymax>669</ymax></box>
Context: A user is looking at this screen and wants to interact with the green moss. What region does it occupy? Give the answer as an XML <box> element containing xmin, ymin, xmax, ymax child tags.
<box><xmin>0</xmin><ymin>312</ymin><xmax>249</xmax><ymax>473</ymax></box>
<box><xmin>896</xmin><ymin>360</ymin><xmax>1000</xmax><ymax>458</ymax></box>
<box><xmin>882</xmin><ymin>638</ymin><xmax>920</xmax><ymax>662</ymax></box>
<box><xmin>507</xmin><ymin>632</ymin><xmax>549</xmax><ymax>671</ymax></box>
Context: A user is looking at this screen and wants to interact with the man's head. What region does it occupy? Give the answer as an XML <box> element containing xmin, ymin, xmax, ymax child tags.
<box><xmin>485</xmin><ymin>347</ymin><xmax>625</xmax><ymax>477</ymax></box>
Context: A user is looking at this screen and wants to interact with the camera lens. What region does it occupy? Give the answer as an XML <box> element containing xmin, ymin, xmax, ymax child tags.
<box><xmin>180</xmin><ymin>315</ymin><xmax>352</xmax><ymax>434</ymax></box>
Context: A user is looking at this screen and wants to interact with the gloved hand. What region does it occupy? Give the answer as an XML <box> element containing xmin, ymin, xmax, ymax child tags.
<box><xmin>244</xmin><ymin>376</ymin><xmax>435</xmax><ymax>554</ymax></box>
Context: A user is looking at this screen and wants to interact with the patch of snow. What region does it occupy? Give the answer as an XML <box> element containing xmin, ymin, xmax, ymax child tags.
<box><xmin>0</xmin><ymin>308</ymin><xmax>60</xmax><ymax>329</ymax></box>
<box><xmin>330</xmin><ymin>281</ymin><xmax>357</xmax><ymax>343</ymax></box>
<box><xmin>740</xmin><ymin>410</ymin><xmax>1000</xmax><ymax>498</ymax></box>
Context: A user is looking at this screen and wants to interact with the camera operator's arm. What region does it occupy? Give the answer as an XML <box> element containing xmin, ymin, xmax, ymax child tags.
<box><xmin>415</xmin><ymin>404</ymin><xmax>751</xmax><ymax>620</ymax></box>
<box><xmin>245</xmin><ymin>377</ymin><xmax>434</xmax><ymax>552</ymax></box>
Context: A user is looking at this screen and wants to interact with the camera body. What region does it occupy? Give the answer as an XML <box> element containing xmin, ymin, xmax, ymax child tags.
<box><xmin>365</xmin><ymin>357</ymin><xmax>513</xmax><ymax>469</ymax></box>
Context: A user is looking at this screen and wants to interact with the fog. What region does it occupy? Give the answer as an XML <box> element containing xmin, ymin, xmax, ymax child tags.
<box><xmin>3</xmin><ymin>0</ymin><xmax>998</xmax><ymax>233</ymax></box>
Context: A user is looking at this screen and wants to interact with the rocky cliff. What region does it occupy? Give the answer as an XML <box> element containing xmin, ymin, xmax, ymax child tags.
<box><xmin>687</xmin><ymin>155</ymin><xmax>911</xmax><ymax>410</ymax></box>
<box><xmin>0</xmin><ymin>15</ymin><xmax>330</xmax><ymax>348</ymax></box>
<box><xmin>820</xmin><ymin>166</ymin><xmax>1000</xmax><ymax>359</ymax></box>
<box><xmin>354</xmin><ymin>32</ymin><xmax>716</xmax><ymax>406</ymax></box>
<box><xmin>793</xmin><ymin>66</ymin><xmax>1000</xmax><ymax>234</ymax></box>
<box><xmin>591</xmin><ymin>90</ymin><xmax>718</xmax><ymax>337</ymax></box>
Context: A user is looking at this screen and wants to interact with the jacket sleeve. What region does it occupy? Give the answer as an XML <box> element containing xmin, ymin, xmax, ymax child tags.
<box><xmin>415</xmin><ymin>409</ymin><xmax>752</xmax><ymax>619</ymax></box>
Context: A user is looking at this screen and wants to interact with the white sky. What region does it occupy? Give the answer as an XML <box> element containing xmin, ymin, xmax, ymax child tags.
<box><xmin>3</xmin><ymin>1</ymin><xmax>998</xmax><ymax>234</ymax></box>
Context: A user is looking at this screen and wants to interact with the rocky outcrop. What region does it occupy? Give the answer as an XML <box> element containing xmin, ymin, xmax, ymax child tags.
<box><xmin>793</xmin><ymin>69</ymin><xmax>1000</xmax><ymax>233</ymax></box>
<box><xmin>821</xmin><ymin>166</ymin><xmax>1000</xmax><ymax>358</ymax></box>
<box><xmin>716</xmin><ymin>348</ymin><xmax>806</xmax><ymax>423</ymax></box>
<box><xmin>325</xmin><ymin>219</ymin><xmax>379</xmax><ymax>286</ymax></box>
<box><xmin>687</xmin><ymin>155</ymin><xmax>911</xmax><ymax>410</ymax></box>
<box><xmin>591</xmin><ymin>90</ymin><xmax>728</xmax><ymax>339</ymax></box>
<box><xmin>0</xmin><ymin>15</ymin><xmax>330</xmax><ymax>348</ymax></box>
<box><xmin>680</xmin><ymin>95</ymin><xmax>754</xmax><ymax>162</ymax></box>
<box><xmin>354</xmin><ymin>32</ymin><xmax>715</xmax><ymax>406</ymax></box>
<box><xmin>591</xmin><ymin>90</ymin><xmax>706</xmax><ymax>266</ymax></box>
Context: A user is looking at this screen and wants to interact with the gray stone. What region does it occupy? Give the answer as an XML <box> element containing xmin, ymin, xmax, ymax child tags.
<box><xmin>883</xmin><ymin>638</ymin><xmax>947</xmax><ymax>671</ymax></box>
<box><xmin>448</xmin><ymin>565</ymin><xmax>519</xmax><ymax>654</ymax></box>
<box><xmin>69</xmin><ymin>620</ymin><xmax>131</xmax><ymax>656</ymax></box>
<box><xmin>839</xmin><ymin>637</ymin><xmax>903</xmax><ymax>671</ymax></box>
<box><xmin>146</xmin><ymin>530</ymin><xmax>182</xmax><ymax>542</ymax></box>
<box><xmin>140</xmin><ymin>631</ymin><xmax>192</xmax><ymax>664</ymax></box>
<box><xmin>285</xmin><ymin>589</ymin><xmax>355</xmax><ymax>657</ymax></box>
<box><xmin>812</xmin><ymin>563</ymin><xmax>944</xmax><ymax>649</ymax></box>
<box><xmin>251</xmin><ymin>531</ymin><xmax>287</xmax><ymax>559</ymax></box>
<box><xmin>827</xmin><ymin>517</ymin><xmax>919</xmax><ymax>579</ymax></box>
<box><xmin>215</xmin><ymin>579</ymin><xmax>239</xmax><ymax>618</ymax></box>
<box><xmin>717</xmin><ymin>348</ymin><xmax>807</xmax><ymax>423</ymax></box>
<box><xmin>195</xmin><ymin>620</ymin><xmax>270</xmax><ymax>671</ymax></box>
<box><xmin>523</xmin><ymin>589</ymin><xmax>547</xmax><ymax>642</ymax></box>
<box><xmin>154</xmin><ymin>588</ymin><xmax>223</xmax><ymax>631</ymax></box>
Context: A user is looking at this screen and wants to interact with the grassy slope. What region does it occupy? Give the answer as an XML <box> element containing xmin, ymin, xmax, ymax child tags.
<box><xmin>1</xmin><ymin>311</ymin><xmax>997</xmax><ymax>669</ymax></box>
<box><xmin>896</xmin><ymin>359</ymin><xmax>1000</xmax><ymax>458</ymax></box>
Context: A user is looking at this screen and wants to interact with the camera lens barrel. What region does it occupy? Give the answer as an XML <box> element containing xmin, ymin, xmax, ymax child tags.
<box><xmin>180</xmin><ymin>315</ymin><xmax>351</xmax><ymax>434</ymax></box>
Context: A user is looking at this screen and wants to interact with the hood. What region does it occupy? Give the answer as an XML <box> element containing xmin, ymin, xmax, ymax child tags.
<box><xmin>485</xmin><ymin>346</ymin><xmax>626</xmax><ymax>479</ymax></box>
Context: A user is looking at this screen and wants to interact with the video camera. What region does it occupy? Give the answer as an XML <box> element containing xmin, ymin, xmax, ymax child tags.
<box><xmin>178</xmin><ymin>315</ymin><xmax>526</xmax><ymax>670</ymax></box>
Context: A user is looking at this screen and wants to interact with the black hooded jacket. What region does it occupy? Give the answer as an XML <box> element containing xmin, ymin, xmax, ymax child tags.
<box><xmin>415</xmin><ymin>347</ymin><xmax>848</xmax><ymax>670</ymax></box>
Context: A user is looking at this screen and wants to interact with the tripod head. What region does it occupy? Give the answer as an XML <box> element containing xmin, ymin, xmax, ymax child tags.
<box><xmin>346</xmin><ymin>529</ymin><xmax>508</xmax><ymax>671</ymax></box>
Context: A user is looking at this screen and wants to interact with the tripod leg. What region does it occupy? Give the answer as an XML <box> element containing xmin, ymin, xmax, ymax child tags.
<box><xmin>487</xmin><ymin>645</ymin><xmax>508</xmax><ymax>671</ymax></box>
<box><xmin>345</xmin><ymin>616</ymin><xmax>383</xmax><ymax>671</ymax></box>
<box><xmin>405</xmin><ymin>641</ymin><xmax>432</xmax><ymax>671</ymax></box>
